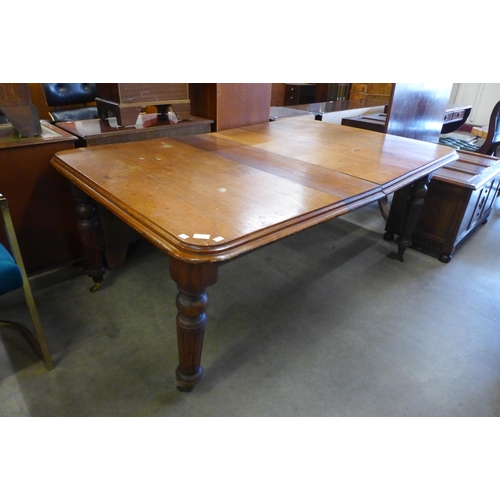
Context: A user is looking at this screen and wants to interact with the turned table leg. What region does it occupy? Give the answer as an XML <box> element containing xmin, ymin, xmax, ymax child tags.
<box><xmin>70</xmin><ymin>185</ymin><xmax>106</xmax><ymax>291</ymax></box>
<box><xmin>384</xmin><ymin>174</ymin><xmax>432</xmax><ymax>262</ymax></box>
<box><xmin>395</xmin><ymin>175</ymin><xmax>432</xmax><ymax>262</ymax></box>
<box><xmin>169</xmin><ymin>258</ymin><xmax>219</xmax><ymax>392</ymax></box>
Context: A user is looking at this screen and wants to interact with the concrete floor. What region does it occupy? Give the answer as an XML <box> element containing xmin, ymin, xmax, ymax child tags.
<box><xmin>1</xmin><ymin>200</ymin><xmax>500</xmax><ymax>417</ymax></box>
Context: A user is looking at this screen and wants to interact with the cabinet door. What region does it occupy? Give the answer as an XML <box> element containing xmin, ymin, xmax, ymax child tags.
<box><xmin>465</xmin><ymin>180</ymin><xmax>498</xmax><ymax>231</ymax></box>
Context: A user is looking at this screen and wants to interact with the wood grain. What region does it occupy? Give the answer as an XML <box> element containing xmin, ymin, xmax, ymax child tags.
<box><xmin>52</xmin><ymin>120</ymin><xmax>457</xmax><ymax>263</ymax></box>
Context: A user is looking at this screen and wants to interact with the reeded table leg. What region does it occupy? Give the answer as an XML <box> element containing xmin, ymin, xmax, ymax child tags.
<box><xmin>70</xmin><ymin>185</ymin><xmax>106</xmax><ymax>291</ymax></box>
<box><xmin>169</xmin><ymin>258</ymin><xmax>219</xmax><ymax>392</ymax></box>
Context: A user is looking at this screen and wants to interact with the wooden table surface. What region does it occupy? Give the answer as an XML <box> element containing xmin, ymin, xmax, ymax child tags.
<box><xmin>51</xmin><ymin>119</ymin><xmax>457</xmax><ymax>391</ymax></box>
<box><xmin>471</xmin><ymin>126</ymin><xmax>488</xmax><ymax>139</ymax></box>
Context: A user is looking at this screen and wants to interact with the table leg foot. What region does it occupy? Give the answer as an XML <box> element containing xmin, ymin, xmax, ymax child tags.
<box><xmin>439</xmin><ymin>253</ymin><xmax>452</xmax><ymax>264</ymax></box>
<box><xmin>176</xmin><ymin>366</ymin><xmax>203</xmax><ymax>392</ymax></box>
<box><xmin>89</xmin><ymin>281</ymin><xmax>103</xmax><ymax>293</ymax></box>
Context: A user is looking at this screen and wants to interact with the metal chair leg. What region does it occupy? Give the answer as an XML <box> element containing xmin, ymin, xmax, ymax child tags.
<box><xmin>0</xmin><ymin>195</ymin><xmax>53</xmax><ymax>369</ymax></box>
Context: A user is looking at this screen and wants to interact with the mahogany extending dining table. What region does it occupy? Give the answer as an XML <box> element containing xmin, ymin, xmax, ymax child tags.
<box><xmin>51</xmin><ymin>118</ymin><xmax>457</xmax><ymax>391</ymax></box>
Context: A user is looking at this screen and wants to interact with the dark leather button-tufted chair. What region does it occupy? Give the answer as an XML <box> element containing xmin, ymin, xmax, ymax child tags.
<box><xmin>41</xmin><ymin>83</ymin><xmax>99</xmax><ymax>122</ymax></box>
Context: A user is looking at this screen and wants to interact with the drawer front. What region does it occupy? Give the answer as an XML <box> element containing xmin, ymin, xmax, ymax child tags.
<box><xmin>368</xmin><ymin>83</ymin><xmax>392</xmax><ymax>95</ymax></box>
<box><xmin>285</xmin><ymin>85</ymin><xmax>300</xmax><ymax>96</ymax></box>
<box><xmin>285</xmin><ymin>84</ymin><xmax>300</xmax><ymax>105</ymax></box>
<box><xmin>285</xmin><ymin>88</ymin><xmax>300</xmax><ymax>105</ymax></box>
<box><xmin>444</xmin><ymin>110</ymin><xmax>465</xmax><ymax>122</ymax></box>
<box><xmin>349</xmin><ymin>91</ymin><xmax>368</xmax><ymax>100</ymax></box>
<box><xmin>285</xmin><ymin>91</ymin><xmax>299</xmax><ymax>103</ymax></box>
<box><xmin>120</xmin><ymin>84</ymin><xmax>189</xmax><ymax>103</ymax></box>
<box><xmin>351</xmin><ymin>83</ymin><xmax>369</xmax><ymax>93</ymax></box>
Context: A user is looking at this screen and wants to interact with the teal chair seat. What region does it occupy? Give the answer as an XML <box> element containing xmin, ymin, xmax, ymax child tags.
<box><xmin>0</xmin><ymin>244</ymin><xmax>23</xmax><ymax>295</ymax></box>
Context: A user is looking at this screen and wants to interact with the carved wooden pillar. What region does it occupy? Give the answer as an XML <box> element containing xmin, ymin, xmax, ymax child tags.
<box><xmin>169</xmin><ymin>257</ymin><xmax>219</xmax><ymax>391</ymax></box>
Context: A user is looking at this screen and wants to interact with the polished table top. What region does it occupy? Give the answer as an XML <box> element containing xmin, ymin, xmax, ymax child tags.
<box><xmin>52</xmin><ymin>119</ymin><xmax>457</xmax><ymax>264</ymax></box>
<box><xmin>51</xmin><ymin>119</ymin><xmax>457</xmax><ymax>391</ymax></box>
<box><xmin>0</xmin><ymin>121</ymin><xmax>75</xmax><ymax>149</ymax></box>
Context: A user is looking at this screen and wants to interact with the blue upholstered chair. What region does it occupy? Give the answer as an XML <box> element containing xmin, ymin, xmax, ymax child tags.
<box><xmin>0</xmin><ymin>194</ymin><xmax>53</xmax><ymax>369</ymax></box>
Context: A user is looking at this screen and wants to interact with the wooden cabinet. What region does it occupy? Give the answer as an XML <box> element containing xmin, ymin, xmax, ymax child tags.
<box><xmin>189</xmin><ymin>83</ymin><xmax>272</xmax><ymax>131</ymax></box>
<box><xmin>386</xmin><ymin>151</ymin><xmax>500</xmax><ymax>262</ymax></box>
<box><xmin>95</xmin><ymin>84</ymin><xmax>191</xmax><ymax>126</ymax></box>
<box><xmin>271</xmin><ymin>83</ymin><xmax>286</xmax><ymax>107</ymax></box>
<box><xmin>350</xmin><ymin>83</ymin><xmax>393</xmax><ymax>100</ymax></box>
<box><xmin>0</xmin><ymin>122</ymin><xmax>81</xmax><ymax>274</ymax></box>
<box><xmin>272</xmin><ymin>83</ymin><xmax>345</xmax><ymax>106</ymax></box>
<box><xmin>284</xmin><ymin>84</ymin><xmax>316</xmax><ymax>106</ymax></box>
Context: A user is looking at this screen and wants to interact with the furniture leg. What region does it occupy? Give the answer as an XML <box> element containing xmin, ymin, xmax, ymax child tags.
<box><xmin>70</xmin><ymin>185</ymin><xmax>106</xmax><ymax>291</ymax></box>
<box><xmin>169</xmin><ymin>258</ymin><xmax>219</xmax><ymax>392</ymax></box>
<box><xmin>95</xmin><ymin>99</ymin><xmax>142</xmax><ymax>127</ymax></box>
<box><xmin>395</xmin><ymin>175</ymin><xmax>432</xmax><ymax>262</ymax></box>
<box><xmin>98</xmin><ymin>206</ymin><xmax>142</xmax><ymax>269</ymax></box>
<box><xmin>378</xmin><ymin>196</ymin><xmax>390</xmax><ymax>221</ymax></box>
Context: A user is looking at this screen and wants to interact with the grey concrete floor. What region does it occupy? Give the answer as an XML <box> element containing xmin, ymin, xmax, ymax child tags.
<box><xmin>1</xmin><ymin>200</ymin><xmax>500</xmax><ymax>416</ymax></box>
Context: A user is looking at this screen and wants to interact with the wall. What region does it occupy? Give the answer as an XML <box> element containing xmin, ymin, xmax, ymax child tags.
<box><xmin>450</xmin><ymin>83</ymin><xmax>500</xmax><ymax>125</ymax></box>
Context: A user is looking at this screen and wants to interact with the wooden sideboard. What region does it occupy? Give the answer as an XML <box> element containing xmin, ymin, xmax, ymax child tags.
<box><xmin>349</xmin><ymin>83</ymin><xmax>393</xmax><ymax>101</ymax></box>
<box><xmin>0</xmin><ymin>121</ymin><xmax>81</xmax><ymax>274</ymax></box>
<box><xmin>272</xmin><ymin>84</ymin><xmax>345</xmax><ymax>106</ymax></box>
<box><xmin>385</xmin><ymin>151</ymin><xmax>500</xmax><ymax>262</ymax></box>
<box><xmin>284</xmin><ymin>84</ymin><xmax>316</xmax><ymax>106</ymax></box>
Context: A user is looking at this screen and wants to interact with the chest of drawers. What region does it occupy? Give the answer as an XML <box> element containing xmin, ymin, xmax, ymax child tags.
<box><xmin>95</xmin><ymin>84</ymin><xmax>191</xmax><ymax>126</ymax></box>
<box><xmin>284</xmin><ymin>84</ymin><xmax>316</xmax><ymax>106</ymax></box>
